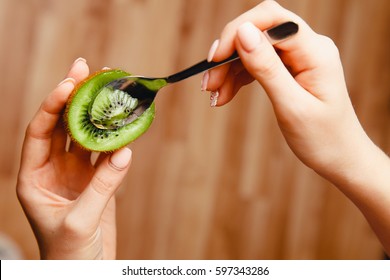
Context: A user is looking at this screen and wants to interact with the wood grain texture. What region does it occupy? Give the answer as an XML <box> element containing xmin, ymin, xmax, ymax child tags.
<box><xmin>0</xmin><ymin>0</ymin><xmax>388</xmax><ymax>259</ymax></box>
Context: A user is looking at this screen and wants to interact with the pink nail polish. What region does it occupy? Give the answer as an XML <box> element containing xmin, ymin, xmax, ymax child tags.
<box><xmin>201</xmin><ymin>71</ymin><xmax>209</xmax><ymax>91</ymax></box>
<box><xmin>207</xmin><ymin>39</ymin><xmax>219</xmax><ymax>62</ymax></box>
<box><xmin>73</xmin><ymin>57</ymin><xmax>86</xmax><ymax>65</ymax></box>
<box><xmin>110</xmin><ymin>147</ymin><xmax>132</xmax><ymax>170</ymax></box>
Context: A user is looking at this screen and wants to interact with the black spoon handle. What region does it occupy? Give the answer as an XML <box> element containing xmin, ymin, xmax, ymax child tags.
<box><xmin>166</xmin><ymin>52</ymin><xmax>239</xmax><ymax>83</ymax></box>
<box><xmin>166</xmin><ymin>21</ymin><xmax>299</xmax><ymax>84</ymax></box>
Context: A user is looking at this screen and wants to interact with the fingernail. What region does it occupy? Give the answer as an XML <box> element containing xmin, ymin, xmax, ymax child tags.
<box><xmin>102</xmin><ymin>66</ymin><xmax>111</xmax><ymax>70</ymax></box>
<box><xmin>237</xmin><ymin>22</ymin><xmax>262</xmax><ymax>52</ymax></box>
<box><xmin>109</xmin><ymin>147</ymin><xmax>132</xmax><ymax>170</ymax></box>
<box><xmin>207</xmin><ymin>39</ymin><xmax>219</xmax><ymax>62</ymax></box>
<box><xmin>73</xmin><ymin>57</ymin><xmax>86</xmax><ymax>66</ymax></box>
<box><xmin>57</xmin><ymin>77</ymin><xmax>75</xmax><ymax>87</ymax></box>
<box><xmin>201</xmin><ymin>71</ymin><xmax>209</xmax><ymax>91</ymax></box>
<box><xmin>210</xmin><ymin>91</ymin><xmax>219</xmax><ymax>107</ymax></box>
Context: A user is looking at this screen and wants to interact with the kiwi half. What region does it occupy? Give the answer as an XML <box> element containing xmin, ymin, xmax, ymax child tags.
<box><xmin>65</xmin><ymin>69</ymin><xmax>155</xmax><ymax>152</ymax></box>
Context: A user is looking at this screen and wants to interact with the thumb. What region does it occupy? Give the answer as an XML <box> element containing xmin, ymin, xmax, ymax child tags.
<box><xmin>235</xmin><ymin>22</ymin><xmax>301</xmax><ymax>107</ymax></box>
<box><xmin>74</xmin><ymin>147</ymin><xmax>132</xmax><ymax>222</ymax></box>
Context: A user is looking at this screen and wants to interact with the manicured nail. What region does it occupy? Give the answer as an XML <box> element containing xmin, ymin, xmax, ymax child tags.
<box><xmin>207</xmin><ymin>39</ymin><xmax>219</xmax><ymax>62</ymax></box>
<box><xmin>210</xmin><ymin>91</ymin><xmax>219</xmax><ymax>107</ymax></box>
<box><xmin>73</xmin><ymin>57</ymin><xmax>86</xmax><ymax>66</ymax></box>
<box><xmin>57</xmin><ymin>77</ymin><xmax>75</xmax><ymax>87</ymax></box>
<box><xmin>237</xmin><ymin>22</ymin><xmax>262</xmax><ymax>52</ymax></box>
<box><xmin>201</xmin><ymin>71</ymin><xmax>209</xmax><ymax>91</ymax></box>
<box><xmin>109</xmin><ymin>147</ymin><xmax>132</xmax><ymax>170</ymax></box>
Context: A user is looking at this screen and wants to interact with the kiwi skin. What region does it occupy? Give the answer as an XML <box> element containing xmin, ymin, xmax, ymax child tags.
<box><xmin>64</xmin><ymin>69</ymin><xmax>155</xmax><ymax>152</ymax></box>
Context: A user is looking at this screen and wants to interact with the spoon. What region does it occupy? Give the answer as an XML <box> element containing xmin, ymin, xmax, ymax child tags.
<box><xmin>91</xmin><ymin>21</ymin><xmax>299</xmax><ymax>129</ymax></box>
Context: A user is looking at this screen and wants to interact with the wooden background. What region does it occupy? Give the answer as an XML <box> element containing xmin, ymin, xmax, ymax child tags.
<box><xmin>0</xmin><ymin>0</ymin><xmax>389</xmax><ymax>259</ymax></box>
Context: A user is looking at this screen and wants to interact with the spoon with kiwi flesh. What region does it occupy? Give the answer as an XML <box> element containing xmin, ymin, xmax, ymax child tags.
<box><xmin>90</xmin><ymin>21</ymin><xmax>299</xmax><ymax>130</ymax></box>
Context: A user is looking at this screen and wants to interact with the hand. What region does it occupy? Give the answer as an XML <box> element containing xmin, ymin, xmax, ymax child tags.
<box><xmin>16</xmin><ymin>58</ymin><xmax>132</xmax><ymax>259</ymax></box>
<box><xmin>204</xmin><ymin>1</ymin><xmax>390</xmax><ymax>254</ymax></box>
<box><xmin>204</xmin><ymin>1</ymin><xmax>369</xmax><ymax>179</ymax></box>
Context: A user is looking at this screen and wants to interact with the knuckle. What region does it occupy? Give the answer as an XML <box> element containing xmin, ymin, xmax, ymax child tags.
<box><xmin>25</xmin><ymin>121</ymin><xmax>38</xmax><ymax>138</ymax></box>
<box><xmin>90</xmin><ymin>174</ymin><xmax>115</xmax><ymax>197</ymax></box>
<box><xmin>220</xmin><ymin>20</ymin><xmax>236</xmax><ymax>38</ymax></box>
<box><xmin>252</xmin><ymin>54</ymin><xmax>283</xmax><ymax>81</ymax></box>
<box><xmin>306</xmin><ymin>35</ymin><xmax>342</xmax><ymax>71</ymax></box>
<box><xmin>319</xmin><ymin>35</ymin><xmax>340</xmax><ymax>55</ymax></box>
<box><xmin>316</xmin><ymin>35</ymin><xmax>340</xmax><ymax>60</ymax></box>
<box><xmin>25</xmin><ymin>117</ymin><xmax>51</xmax><ymax>140</ymax></box>
<box><xmin>262</xmin><ymin>57</ymin><xmax>281</xmax><ymax>78</ymax></box>
<box><xmin>259</xmin><ymin>0</ymin><xmax>281</xmax><ymax>11</ymax></box>
<box><xmin>208</xmin><ymin>66</ymin><xmax>228</xmax><ymax>91</ymax></box>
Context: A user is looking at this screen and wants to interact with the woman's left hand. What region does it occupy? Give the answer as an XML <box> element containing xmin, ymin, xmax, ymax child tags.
<box><xmin>16</xmin><ymin>58</ymin><xmax>132</xmax><ymax>259</ymax></box>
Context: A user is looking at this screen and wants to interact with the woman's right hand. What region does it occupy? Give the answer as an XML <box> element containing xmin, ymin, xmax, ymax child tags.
<box><xmin>204</xmin><ymin>0</ymin><xmax>368</xmax><ymax>179</ymax></box>
<box><xmin>204</xmin><ymin>0</ymin><xmax>390</xmax><ymax>254</ymax></box>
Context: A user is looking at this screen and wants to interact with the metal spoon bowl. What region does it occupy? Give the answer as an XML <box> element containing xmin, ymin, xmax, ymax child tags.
<box><xmin>91</xmin><ymin>21</ymin><xmax>299</xmax><ymax>129</ymax></box>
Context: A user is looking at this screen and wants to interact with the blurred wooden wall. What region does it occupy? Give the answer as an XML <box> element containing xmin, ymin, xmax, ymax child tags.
<box><xmin>0</xmin><ymin>0</ymin><xmax>389</xmax><ymax>259</ymax></box>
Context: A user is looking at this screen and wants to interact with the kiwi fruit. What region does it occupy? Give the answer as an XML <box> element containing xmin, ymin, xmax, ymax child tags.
<box><xmin>65</xmin><ymin>69</ymin><xmax>155</xmax><ymax>152</ymax></box>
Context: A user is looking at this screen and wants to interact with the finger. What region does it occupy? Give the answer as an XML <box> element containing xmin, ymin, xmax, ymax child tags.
<box><xmin>213</xmin><ymin>1</ymin><xmax>305</xmax><ymax>62</ymax></box>
<box><xmin>207</xmin><ymin>1</ymin><xmax>300</xmax><ymax>92</ymax></box>
<box><xmin>235</xmin><ymin>21</ymin><xmax>305</xmax><ymax>106</ymax></box>
<box><xmin>66</xmin><ymin>58</ymin><xmax>91</xmax><ymax>157</ymax></box>
<box><xmin>219</xmin><ymin>69</ymin><xmax>255</xmax><ymax>106</ymax></box>
<box><xmin>210</xmin><ymin>61</ymin><xmax>253</xmax><ymax>106</ymax></box>
<box><xmin>207</xmin><ymin>1</ymin><xmax>325</xmax><ymax>107</ymax></box>
<box><xmin>235</xmin><ymin>19</ymin><xmax>344</xmax><ymax>111</ymax></box>
<box><xmin>73</xmin><ymin>147</ymin><xmax>132</xmax><ymax>223</ymax></box>
<box><xmin>206</xmin><ymin>57</ymin><xmax>245</xmax><ymax>90</ymax></box>
<box><xmin>21</xmin><ymin>78</ymin><xmax>76</xmax><ymax>170</ymax></box>
<box><xmin>21</xmin><ymin>58</ymin><xmax>90</xmax><ymax>170</ymax></box>
<box><xmin>66</xmin><ymin>57</ymin><xmax>90</xmax><ymax>83</ymax></box>
<box><xmin>216</xmin><ymin>1</ymin><xmax>343</xmax><ymax>100</ymax></box>
<box><xmin>206</xmin><ymin>62</ymin><xmax>231</xmax><ymax>93</ymax></box>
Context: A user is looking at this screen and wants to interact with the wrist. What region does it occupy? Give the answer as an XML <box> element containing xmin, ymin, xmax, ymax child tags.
<box><xmin>319</xmin><ymin>131</ymin><xmax>388</xmax><ymax>195</ymax></box>
<box><xmin>41</xmin><ymin>248</ymin><xmax>104</xmax><ymax>260</ymax></box>
<box><xmin>319</xmin><ymin>131</ymin><xmax>390</xmax><ymax>253</ymax></box>
<box><xmin>38</xmin><ymin>237</ymin><xmax>104</xmax><ymax>260</ymax></box>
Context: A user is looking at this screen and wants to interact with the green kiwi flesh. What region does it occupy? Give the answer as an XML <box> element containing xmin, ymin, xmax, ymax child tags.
<box><xmin>65</xmin><ymin>69</ymin><xmax>155</xmax><ymax>152</ymax></box>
